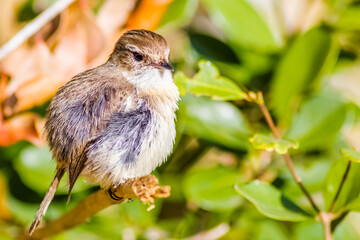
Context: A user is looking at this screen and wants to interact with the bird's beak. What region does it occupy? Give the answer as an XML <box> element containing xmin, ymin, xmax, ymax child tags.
<box><xmin>157</xmin><ymin>62</ymin><xmax>174</xmax><ymax>72</ymax></box>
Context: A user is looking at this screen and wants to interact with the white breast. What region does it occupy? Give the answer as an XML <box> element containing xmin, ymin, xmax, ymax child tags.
<box><xmin>94</xmin><ymin>69</ymin><xmax>179</xmax><ymax>188</ymax></box>
<box><xmin>123</xmin><ymin>70</ymin><xmax>179</xmax><ymax>179</ymax></box>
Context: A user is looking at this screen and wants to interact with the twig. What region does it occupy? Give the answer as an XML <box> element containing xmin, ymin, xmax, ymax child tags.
<box><xmin>0</xmin><ymin>0</ymin><xmax>76</xmax><ymax>61</ymax></box>
<box><xmin>252</xmin><ymin>92</ymin><xmax>320</xmax><ymax>213</ymax></box>
<box><xmin>328</xmin><ymin>161</ymin><xmax>352</xmax><ymax>212</ymax></box>
<box><xmin>24</xmin><ymin>175</ymin><xmax>170</xmax><ymax>240</ymax></box>
<box><xmin>319</xmin><ymin>212</ymin><xmax>333</xmax><ymax>240</ymax></box>
<box><xmin>258</xmin><ymin>103</ymin><xmax>280</xmax><ymax>139</ymax></box>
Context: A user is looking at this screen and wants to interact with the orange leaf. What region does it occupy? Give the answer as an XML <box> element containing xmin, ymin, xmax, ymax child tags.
<box><xmin>53</xmin><ymin>1</ymin><xmax>105</xmax><ymax>78</ymax></box>
<box><xmin>97</xmin><ymin>0</ymin><xmax>135</xmax><ymax>38</ymax></box>
<box><xmin>0</xmin><ymin>113</ymin><xmax>44</xmax><ymax>147</ymax></box>
<box><xmin>126</xmin><ymin>0</ymin><xmax>173</xmax><ymax>30</ymax></box>
<box><xmin>0</xmin><ymin>174</ymin><xmax>12</xmax><ymax>221</ymax></box>
<box><xmin>1</xmin><ymin>38</ymin><xmax>60</xmax><ymax>116</ymax></box>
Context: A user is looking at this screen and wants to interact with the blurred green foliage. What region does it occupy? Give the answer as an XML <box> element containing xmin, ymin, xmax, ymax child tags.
<box><xmin>2</xmin><ymin>0</ymin><xmax>360</xmax><ymax>239</ymax></box>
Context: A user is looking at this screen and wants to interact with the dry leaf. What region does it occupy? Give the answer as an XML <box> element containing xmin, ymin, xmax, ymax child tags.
<box><xmin>97</xmin><ymin>0</ymin><xmax>135</xmax><ymax>38</ymax></box>
<box><xmin>53</xmin><ymin>0</ymin><xmax>105</xmax><ymax>78</ymax></box>
<box><xmin>2</xmin><ymin>37</ymin><xmax>60</xmax><ymax>116</ymax></box>
<box><xmin>0</xmin><ymin>113</ymin><xmax>44</xmax><ymax>146</ymax></box>
<box><xmin>1</xmin><ymin>45</ymin><xmax>37</xmax><ymax>96</ymax></box>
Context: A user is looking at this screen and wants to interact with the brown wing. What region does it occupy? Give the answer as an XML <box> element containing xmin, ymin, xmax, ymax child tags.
<box><xmin>67</xmin><ymin>140</ymin><xmax>93</xmax><ymax>202</ymax></box>
<box><xmin>66</xmin><ymin>83</ymin><xmax>134</xmax><ymax>200</ymax></box>
<box><xmin>45</xmin><ymin>63</ymin><xmax>134</xmax><ymax>200</ymax></box>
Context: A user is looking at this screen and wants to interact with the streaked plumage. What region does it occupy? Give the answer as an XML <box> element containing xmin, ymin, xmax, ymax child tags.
<box><xmin>30</xmin><ymin>29</ymin><xmax>179</xmax><ymax>234</ymax></box>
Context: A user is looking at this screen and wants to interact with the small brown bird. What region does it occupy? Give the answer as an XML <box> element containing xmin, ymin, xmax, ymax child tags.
<box><xmin>29</xmin><ymin>29</ymin><xmax>179</xmax><ymax>234</ymax></box>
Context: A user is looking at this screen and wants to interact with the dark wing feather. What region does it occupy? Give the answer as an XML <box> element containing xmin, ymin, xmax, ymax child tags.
<box><xmin>67</xmin><ymin>140</ymin><xmax>94</xmax><ymax>202</ymax></box>
<box><xmin>65</xmin><ymin>85</ymin><xmax>132</xmax><ymax>199</ymax></box>
<box><xmin>45</xmin><ymin>64</ymin><xmax>134</xmax><ymax>200</ymax></box>
<box><xmin>80</xmin><ymin>104</ymin><xmax>152</xmax><ymax>188</ymax></box>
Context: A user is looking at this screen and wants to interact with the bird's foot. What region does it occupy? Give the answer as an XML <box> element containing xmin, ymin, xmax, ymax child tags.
<box><xmin>108</xmin><ymin>188</ymin><xmax>123</xmax><ymax>201</ymax></box>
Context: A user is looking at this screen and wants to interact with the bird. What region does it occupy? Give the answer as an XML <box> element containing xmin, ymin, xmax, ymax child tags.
<box><xmin>29</xmin><ymin>29</ymin><xmax>179</xmax><ymax>235</ymax></box>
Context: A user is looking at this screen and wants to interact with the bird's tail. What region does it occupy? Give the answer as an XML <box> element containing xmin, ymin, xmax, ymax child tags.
<box><xmin>29</xmin><ymin>168</ymin><xmax>65</xmax><ymax>235</ymax></box>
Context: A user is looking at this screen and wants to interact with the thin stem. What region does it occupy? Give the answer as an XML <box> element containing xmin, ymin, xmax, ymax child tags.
<box><xmin>329</xmin><ymin>161</ymin><xmax>352</xmax><ymax>212</ymax></box>
<box><xmin>282</xmin><ymin>153</ymin><xmax>320</xmax><ymax>212</ymax></box>
<box><xmin>257</xmin><ymin>97</ymin><xmax>320</xmax><ymax>213</ymax></box>
<box><xmin>319</xmin><ymin>212</ymin><xmax>333</xmax><ymax>240</ymax></box>
<box><xmin>0</xmin><ymin>0</ymin><xmax>76</xmax><ymax>60</ymax></box>
<box><xmin>258</xmin><ymin>103</ymin><xmax>280</xmax><ymax>139</ymax></box>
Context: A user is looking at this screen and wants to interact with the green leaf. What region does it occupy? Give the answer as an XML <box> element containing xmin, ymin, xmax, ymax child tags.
<box><xmin>256</xmin><ymin>221</ymin><xmax>289</xmax><ymax>240</ymax></box>
<box><xmin>330</xmin><ymin>6</ymin><xmax>360</xmax><ymax>31</ymax></box>
<box><xmin>174</xmin><ymin>60</ymin><xmax>247</xmax><ymax>100</ymax></box>
<box><xmin>324</xmin><ymin>159</ymin><xmax>360</xmax><ymax>212</ymax></box>
<box><xmin>344</xmin><ymin>195</ymin><xmax>360</xmax><ymax>212</ymax></box>
<box><xmin>340</xmin><ymin>148</ymin><xmax>360</xmax><ymax>163</ymax></box>
<box><xmin>158</xmin><ymin>0</ymin><xmax>198</xmax><ymax>30</ymax></box>
<box><xmin>286</xmin><ymin>96</ymin><xmax>346</xmax><ymax>150</ymax></box>
<box><xmin>235</xmin><ymin>181</ymin><xmax>310</xmax><ymax>221</ymax></box>
<box><xmin>293</xmin><ymin>221</ymin><xmax>323</xmax><ymax>240</ymax></box>
<box><xmin>201</xmin><ymin>0</ymin><xmax>283</xmax><ymax>51</ymax></box>
<box><xmin>249</xmin><ymin>134</ymin><xmax>298</xmax><ymax>154</ymax></box>
<box><xmin>189</xmin><ymin>33</ymin><xmax>239</xmax><ymax>63</ymax></box>
<box><xmin>14</xmin><ymin>146</ymin><xmax>88</xmax><ymax>194</ymax></box>
<box><xmin>183</xmin><ymin>167</ymin><xmax>243</xmax><ymax>212</ymax></box>
<box><xmin>334</xmin><ymin>213</ymin><xmax>360</xmax><ymax>240</ymax></box>
<box><xmin>270</xmin><ymin>28</ymin><xmax>332</xmax><ymax>119</ymax></box>
<box><xmin>179</xmin><ymin>95</ymin><xmax>252</xmax><ymax>150</ymax></box>
<box><xmin>279</xmin><ymin>158</ymin><xmax>332</xmax><ymax>202</ymax></box>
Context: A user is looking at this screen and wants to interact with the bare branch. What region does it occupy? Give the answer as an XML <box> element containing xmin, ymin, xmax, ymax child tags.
<box><xmin>24</xmin><ymin>175</ymin><xmax>170</xmax><ymax>240</ymax></box>
<box><xmin>0</xmin><ymin>0</ymin><xmax>76</xmax><ymax>60</ymax></box>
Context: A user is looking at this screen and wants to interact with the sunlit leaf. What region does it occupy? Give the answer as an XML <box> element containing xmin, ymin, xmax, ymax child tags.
<box><xmin>344</xmin><ymin>195</ymin><xmax>360</xmax><ymax>212</ymax></box>
<box><xmin>174</xmin><ymin>60</ymin><xmax>247</xmax><ymax>100</ymax></box>
<box><xmin>286</xmin><ymin>96</ymin><xmax>346</xmax><ymax>150</ymax></box>
<box><xmin>158</xmin><ymin>0</ymin><xmax>198</xmax><ymax>30</ymax></box>
<box><xmin>323</xmin><ymin>159</ymin><xmax>360</xmax><ymax>212</ymax></box>
<box><xmin>249</xmin><ymin>134</ymin><xmax>298</xmax><ymax>154</ymax></box>
<box><xmin>334</xmin><ymin>212</ymin><xmax>360</xmax><ymax>240</ymax></box>
<box><xmin>340</xmin><ymin>148</ymin><xmax>360</xmax><ymax>163</ymax></box>
<box><xmin>330</xmin><ymin>6</ymin><xmax>360</xmax><ymax>31</ymax></box>
<box><xmin>201</xmin><ymin>0</ymin><xmax>282</xmax><ymax>51</ymax></box>
<box><xmin>179</xmin><ymin>95</ymin><xmax>252</xmax><ymax>150</ymax></box>
<box><xmin>183</xmin><ymin>167</ymin><xmax>243</xmax><ymax>211</ymax></box>
<box><xmin>235</xmin><ymin>181</ymin><xmax>310</xmax><ymax>221</ymax></box>
<box><xmin>270</xmin><ymin>28</ymin><xmax>332</xmax><ymax>119</ymax></box>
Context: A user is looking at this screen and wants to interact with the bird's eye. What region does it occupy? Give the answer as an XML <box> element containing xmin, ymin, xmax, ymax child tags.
<box><xmin>132</xmin><ymin>52</ymin><xmax>143</xmax><ymax>62</ymax></box>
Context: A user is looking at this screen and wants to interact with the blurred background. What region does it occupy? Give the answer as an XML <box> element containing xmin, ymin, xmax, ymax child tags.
<box><xmin>1</xmin><ymin>0</ymin><xmax>360</xmax><ymax>239</ymax></box>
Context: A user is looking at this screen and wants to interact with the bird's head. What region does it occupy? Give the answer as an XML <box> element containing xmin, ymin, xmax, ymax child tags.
<box><xmin>109</xmin><ymin>29</ymin><xmax>174</xmax><ymax>89</ymax></box>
